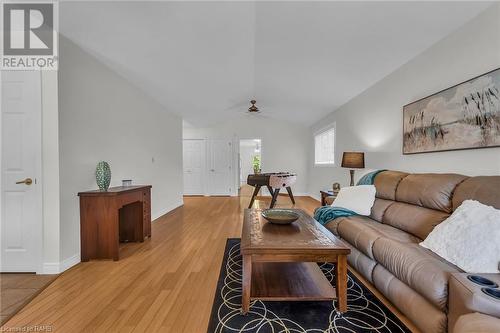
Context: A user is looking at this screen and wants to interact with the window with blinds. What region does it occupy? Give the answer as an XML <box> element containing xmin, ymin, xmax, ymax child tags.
<box><xmin>314</xmin><ymin>127</ymin><xmax>335</xmax><ymax>165</ymax></box>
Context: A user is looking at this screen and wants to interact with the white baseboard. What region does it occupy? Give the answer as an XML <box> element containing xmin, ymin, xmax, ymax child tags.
<box><xmin>40</xmin><ymin>262</ymin><xmax>60</xmax><ymax>274</ymax></box>
<box><xmin>309</xmin><ymin>193</ymin><xmax>321</xmax><ymax>201</ymax></box>
<box><xmin>60</xmin><ymin>253</ymin><xmax>80</xmax><ymax>272</ymax></box>
<box><xmin>41</xmin><ymin>253</ymin><xmax>80</xmax><ymax>274</ymax></box>
<box><xmin>152</xmin><ymin>200</ymin><xmax>184</xmax><ymax>221</ymax></box>
<box><xmin>259</xmin><ymin>191</ymin><xmax>311</xmax><ymax>197</ymax></box>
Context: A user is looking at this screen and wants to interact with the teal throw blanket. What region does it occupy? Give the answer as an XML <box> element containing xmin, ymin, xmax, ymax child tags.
<box><xmin>314</xmin><ymin>206</ymin><xmax>357</xmax><ymax>225</ymax></box>
<box><xmin>357</xmin><ymin>169</ymin><xmax>387</xmax><ymax>185</ymax></box>
<box><xmin>313</xmin><ymin>169</ymin><xmax>386</xmax><ymax>225</ymax></box>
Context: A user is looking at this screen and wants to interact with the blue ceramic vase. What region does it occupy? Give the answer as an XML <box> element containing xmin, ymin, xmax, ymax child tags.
<box><xmin>95</xmin><ymin>161</ymin><xmax>111</xmax><ymax>191</ymax></box>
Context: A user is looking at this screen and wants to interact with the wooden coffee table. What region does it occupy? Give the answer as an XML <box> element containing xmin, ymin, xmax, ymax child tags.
<box><xmin>240</xmin><ymin>209</ymin><xmax>351</xmax><ymax>314</ymax></box>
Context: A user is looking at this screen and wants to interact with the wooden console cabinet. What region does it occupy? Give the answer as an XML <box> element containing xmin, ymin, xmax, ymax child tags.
<box><xmin>78</xmin><ymin>185</ymin><xmax>152</xmax><ymax>261</ymax></box>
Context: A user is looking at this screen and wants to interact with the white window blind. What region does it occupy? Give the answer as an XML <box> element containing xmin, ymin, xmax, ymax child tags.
<box><xmin>314</xmin><ymin>127</ymin><xmax>335</xmax><ymax>165</ymax></box>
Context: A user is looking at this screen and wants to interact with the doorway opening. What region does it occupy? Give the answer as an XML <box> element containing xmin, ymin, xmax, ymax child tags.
<box><xmin>239</xmin><ymin>139</ymin><xmax>261</xmax><ymax>197</ymax></box>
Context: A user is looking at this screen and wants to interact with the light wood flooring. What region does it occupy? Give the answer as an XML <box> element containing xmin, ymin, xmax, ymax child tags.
<box><xmin>0</xmin><ymin>274</ymin><xmax>58</xmax><ymax>325</ymax></box>
<box><xmin>2</xmin><ymin>190</ymin><xmax>420</xmax><ymax>332</ymax></box>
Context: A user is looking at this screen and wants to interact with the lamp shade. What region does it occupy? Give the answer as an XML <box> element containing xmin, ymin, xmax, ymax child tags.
<box><xmin>341</xmin><ymin>152</ymin><xmax>365</xmax><ymax>169</ymax></box>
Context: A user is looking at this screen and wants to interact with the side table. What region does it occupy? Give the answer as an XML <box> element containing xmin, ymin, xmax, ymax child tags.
<box><xmin>320</xmin><ymin>190</ymin><xmax>337</xmax><ymax>206</ymax></box>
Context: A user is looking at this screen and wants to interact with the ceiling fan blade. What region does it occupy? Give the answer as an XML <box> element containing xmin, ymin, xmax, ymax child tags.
<box><xmin>244</xmin><ymin>110</ymin><xmax>268</xmax><ymax>118</ymax></box>
<box><xmin>223</xmin><ymin>100</ymin><xmax>249</xmax><ymax>112</ymax></box>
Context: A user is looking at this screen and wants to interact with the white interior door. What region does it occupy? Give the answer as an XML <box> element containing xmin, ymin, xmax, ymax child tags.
<box><xmin>183</xmin><ymin>139</ymin><xmax>206</xmax><ymax>195</ymax></box>
<box><xmin>1</xmin><ymin>71</ymin><xmax>42</xmax><ymax>272</ymax></box>
<box><xmin>208</xmin><ymin>139</ymin><xmax>232</xmax><ymax>196</ymax></box>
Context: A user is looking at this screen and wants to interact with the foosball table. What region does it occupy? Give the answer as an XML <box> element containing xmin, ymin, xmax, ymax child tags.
<box><xmin>247</xmin><ymin>172</ymin><xmax>297</xmax><ymax>209</ymax></box>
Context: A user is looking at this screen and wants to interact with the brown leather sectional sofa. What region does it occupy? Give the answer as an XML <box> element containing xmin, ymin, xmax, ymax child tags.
<box><xmin>323</xmin><ymin>171</ymin><xmax>500</xmax><ymax>333</ymax></box>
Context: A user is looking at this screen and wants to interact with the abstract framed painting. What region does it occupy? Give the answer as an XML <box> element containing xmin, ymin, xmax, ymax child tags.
<box><xmin>403</xmin><ymin>68</ymin><xmax>500</xmax><ymax>154</ymax></box>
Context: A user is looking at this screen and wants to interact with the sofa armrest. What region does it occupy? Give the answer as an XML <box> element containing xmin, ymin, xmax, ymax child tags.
<box><xmin>449</xmin><ymin>273</ymin><xmax>500</xmax><ymax>332</ymax></box>
<box><xmin>454</xmin><ymin>313</ymin><xmax>500</xmax><ymax>333</ymax></box>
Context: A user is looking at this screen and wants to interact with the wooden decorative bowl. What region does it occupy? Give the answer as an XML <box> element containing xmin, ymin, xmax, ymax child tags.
<box><xmin>261</xmin><ymin>209</ymin><xmax>300</xmax><ymax>225</ymax></box>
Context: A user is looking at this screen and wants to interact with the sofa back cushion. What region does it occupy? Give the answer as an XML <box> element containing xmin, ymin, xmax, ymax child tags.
<box><xmin>373</xmin><ymin>171</ymin><xmax>408</xmax><ymax>200</ymax></box>
<box><xmin>395</xmin><ymin>173</ymin><xmax>468</xmax><ymax>213</ymax></box>
<box><xmin>373</xmin><ymin>171</ymin><xmax>467</xmax><ymax>240</ymax></box>
<box><xmin>370</xmin><ymin>198</ymin><xmax>394</xmax><ymax>222</ymax></box>
<box><xmin>372</xmin><ymin>171</ymin><xmax>500</xmax><ymax>240</ymax></box>
<box><xmin>382</xmin><ymin>202</ymin><xmax>449</xmax><ymax>240</ymax></box>
<box><xmin>452</xmin><ymin>176</ymin><xmax>500</xmax><ymax>210</ymax></box>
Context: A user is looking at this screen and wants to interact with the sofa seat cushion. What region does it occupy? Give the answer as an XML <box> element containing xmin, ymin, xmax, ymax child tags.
<box><xmin>336</xmin><ymin>216</ymin><xmax>420</xmax><ymax>260</ymax></box>
<box><xmin>323</xmin><ymin>216</ymin><xmax>344</xmax><ymax>236</ymax></box>
<box><xmin>344</xmin><ymin>242</ymin><xmax>377</xmax><ymax>283</ymax></box>
<box><xmin>373</xmin><ymin>238</ymin><xmax>460</xmax><ymax>310</ymax></box>
<box><xmin>373</xmin><ymin>265</ymin><xmax>447</xmax><ymax>333</ymax></box>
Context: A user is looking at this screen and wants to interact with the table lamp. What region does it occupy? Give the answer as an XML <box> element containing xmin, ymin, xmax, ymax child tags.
<box><xmin>341</xmin><ymin>152</ymin><xmax>365</xmax><ymax>186</ymax></box>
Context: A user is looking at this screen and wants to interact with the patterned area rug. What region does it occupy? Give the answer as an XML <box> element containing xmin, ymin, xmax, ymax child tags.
<box><xmin>207</xmin><ymin>238</ymin><xmax>411</xmax><ymax>333</ymax></box>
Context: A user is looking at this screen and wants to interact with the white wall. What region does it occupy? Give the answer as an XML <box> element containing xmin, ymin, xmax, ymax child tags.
<box><xmin>41</xmin><ymin>71</ymin><xmax>61</xmax><ymax>273</ymax></box>
<box><xmin>308</xmin><ymin>4</ymin><xmax>500</xmax><ymax>196</ymax></box>
<box><xmin>58</xmin><ymin>37</ymin><xmax>183</xmax><ymax>264</ymax></box>
<box><xmin>184</xmin><ymin>117</ymin><xmax>309</xmax><ymax>195</ymax></box>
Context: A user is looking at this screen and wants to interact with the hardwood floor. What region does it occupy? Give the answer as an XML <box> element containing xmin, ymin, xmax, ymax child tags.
<box><xmin>0</xmin><ymin>274</ymin><xmax>58</xmax><ymax>325</ymax></box>
<box><xmin>2</xmin><ymin>192</ymin><xmax>420</xmax><ymax>332</ymax></box>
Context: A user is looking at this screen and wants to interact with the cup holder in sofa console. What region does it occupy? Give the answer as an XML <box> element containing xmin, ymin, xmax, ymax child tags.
<box><xmin>482</xmin><ymin>288</ymin><xmax>500</xmax><ymax>300</ymax></box>
<box><xmin>467</xmin><ymin>275</ymin><xmax>499</xmax><ymax>288</ymax></box>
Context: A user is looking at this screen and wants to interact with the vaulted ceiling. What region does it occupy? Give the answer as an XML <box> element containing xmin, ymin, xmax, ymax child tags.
<box><xmin>60</xmin><ymin>1</ymin><xmax>492</xmax><ymax>126</ymax></box>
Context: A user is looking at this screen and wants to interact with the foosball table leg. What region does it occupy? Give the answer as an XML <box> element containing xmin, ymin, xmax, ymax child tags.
<box><xmin>286</xmin><ymin>186</ymin><xmax>295</xmax><ymax>204</ymax></box>
<box><xmin>266</xmin><ymin>186</ymin><xmax>274</xmax><ymax>196</ymax></box>
<box><xmin>248</xmin><ymin>185</ymin><xmax>261</xmax><ymax>208</ymax></box>
<box><xmin>270</xmin><ymin>188</ymin><xmax>280</xmax><ymax>208</ymax></box>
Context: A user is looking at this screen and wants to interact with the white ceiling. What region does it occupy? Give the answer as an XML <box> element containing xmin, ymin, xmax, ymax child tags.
<box><xmin>240</xmin><ymin>139</ymin><xmax>261</xmax><ymax>148</ymax></box>
<box><xmin>60</xmin><ymin>1</ymin><xmax>492</xmax><ymax>126</ymax></box>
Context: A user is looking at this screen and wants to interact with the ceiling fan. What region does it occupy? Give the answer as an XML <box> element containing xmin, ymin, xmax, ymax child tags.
<box><xmin>247</xmin><ymin>100</ymin><xmax>260</xmax><ymax>114</ymax></box>
<box><xmin>223</xmin><ymin>99</ymin><xmax>267</xmax><ymax>117</ymax></box>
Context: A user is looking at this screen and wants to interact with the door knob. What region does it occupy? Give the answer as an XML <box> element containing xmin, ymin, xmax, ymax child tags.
<box><xmin>16</xmin><ymin>178</ymin><xmax>33</xmax><ymax>185</ymax></box>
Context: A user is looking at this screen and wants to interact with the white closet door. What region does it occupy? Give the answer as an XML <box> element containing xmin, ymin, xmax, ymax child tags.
<box><xmin>183</xmin><ymin>139</ymin><xmax>206</xmax><ymax>195</ymax></box>
<box><xmin>1</xmin><ymin>71</ymin><xmax>43</xmax><ymax>272</ymax></box>
<box><xmin>208</xmin><ymin>139</ymin><xmax>232</xmax><ymax>196</ymax></box>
